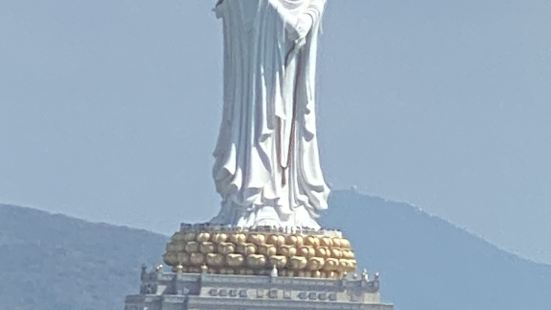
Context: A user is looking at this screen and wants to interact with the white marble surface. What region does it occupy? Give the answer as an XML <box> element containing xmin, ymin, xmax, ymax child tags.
<box><xmin>211</xmin><ymin>0</ymin><xmax>330</xmax><ymax>230</ymax></box>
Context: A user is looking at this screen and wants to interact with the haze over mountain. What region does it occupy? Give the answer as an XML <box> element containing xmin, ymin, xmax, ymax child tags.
<box><xmin>324</xmin><ymin>191</ymin><xmax>551</xmax><ymax>309</ymax></box>
<box><xmin>1</xmin><ymin>191</ymin><xmax>550</xmax><ymax>310</ymax></box>
<box><xmin>1</xmin><ymin>0</ymin><xmax>550</xmax><ymax>264</ymax></box>
<box><xmin>0</xmin><ymin>203</ymin><xmax>166</xmax><ymax>310</ymax></box>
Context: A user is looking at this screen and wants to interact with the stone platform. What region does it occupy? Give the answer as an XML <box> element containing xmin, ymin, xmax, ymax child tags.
<box><xmin>124</xmin><ymin>267</ymin><xmax>394</xmax><ymax>310</ymax></box>
<box><xmin>124</xmin><ymin>223</ymin><xmax>394</xmax><ymax>309</ymax></box>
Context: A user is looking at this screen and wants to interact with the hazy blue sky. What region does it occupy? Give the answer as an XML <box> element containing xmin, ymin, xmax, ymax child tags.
<box><xmin>1</xmin><ymin>0</ymin><xmax>550</xmax><ymax>264</ymax></box>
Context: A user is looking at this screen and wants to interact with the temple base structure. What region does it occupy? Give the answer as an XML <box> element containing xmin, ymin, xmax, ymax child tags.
<box><xmin>124</xmin><ymin>223</ymin><xmax>394</xmax><ymax>309</ymax></box>
<box><xmin>124</xmin><ymin>268</ymin><xmax>394</xmax><ymax>310</ymax></box>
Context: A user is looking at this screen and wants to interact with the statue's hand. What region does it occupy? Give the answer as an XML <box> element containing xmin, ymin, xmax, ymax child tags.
<box><xmin>281</xmin><ymin>12</ymin><xmax>314</xmax><ymax>41</ymax></box>
<box><xmin>294</xmin><ymin>14</ymin><xmax>314</xmax><ymax>39</ymax></box>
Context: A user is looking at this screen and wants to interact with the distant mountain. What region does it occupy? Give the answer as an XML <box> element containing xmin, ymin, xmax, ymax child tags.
<box><xmin>0</xmin><ymin>204</ymin><xmax>166</xmax><ymax>310</ymax></box>
<box><xmin>323</xmin><ymin>190</ymin><xmax>551</xmax><ymax>310</ymax></box>
<box><xmin>1</xmin><ymin>192</ymin><xmax>550</xmax><ymax>310</ymax></box>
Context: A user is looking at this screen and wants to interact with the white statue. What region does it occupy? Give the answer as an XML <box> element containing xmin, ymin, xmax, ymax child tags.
<box><xmin>210</xmin><ymin>0</ymin><xmax>330</xmax><ymax>230</ymax></box>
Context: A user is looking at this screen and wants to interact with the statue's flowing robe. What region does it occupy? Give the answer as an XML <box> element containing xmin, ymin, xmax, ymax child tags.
<box><xmin>211</xmin><ymin>0</ymin><xmax>329</xmax><ymax>229</ymax></box>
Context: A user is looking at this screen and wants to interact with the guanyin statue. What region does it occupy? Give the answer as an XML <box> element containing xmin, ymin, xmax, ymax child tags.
<box><xmin>210</xmin><ymin>0</ymin><xmax>330</xmax><ymax>230</ymax></box>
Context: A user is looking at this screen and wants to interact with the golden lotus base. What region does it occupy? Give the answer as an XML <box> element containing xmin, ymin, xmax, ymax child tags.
<box><xmin>163</xmin><ymin>225</ymin><xmax>358</xmax><ymax>279</ymax></box>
